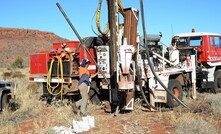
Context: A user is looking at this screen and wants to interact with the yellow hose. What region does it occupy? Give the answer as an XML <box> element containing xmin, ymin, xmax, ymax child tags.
<box><xmin>46</xmin><ymin>53</ymin><xmax>66</xmax><ymax>100</ymax></box>
<box><xmin>96</xmin><ymin>0</ymin><xmax>109</xmax><ymax>35</ymax></box>
<box><xmin>118</xmin><ymin>0</ymin><xmax>124</xmax><ymax>15</ymax></box>
<box><xmin>96</xmin><ymin>0</ymin><xmax>124</xmax><ymax>35</ymax></box>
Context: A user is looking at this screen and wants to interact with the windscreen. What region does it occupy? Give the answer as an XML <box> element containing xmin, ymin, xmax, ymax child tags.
<box><xmin>190</xmin><ymin>36</ymin><xmax>202</xmax><ymax>47</ymax></box>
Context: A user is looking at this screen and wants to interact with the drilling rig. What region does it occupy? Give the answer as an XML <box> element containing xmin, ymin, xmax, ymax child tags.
<box><xmin>30</xmin><ymin>0</ymin><xmax>200</xmax><ymax>112</ymax></box>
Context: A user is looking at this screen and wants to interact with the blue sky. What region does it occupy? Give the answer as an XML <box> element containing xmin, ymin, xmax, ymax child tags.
<box><xmin>1</xmin><ymin>0</ymin><xmax>221</xmax><ymax>46</ymax></box>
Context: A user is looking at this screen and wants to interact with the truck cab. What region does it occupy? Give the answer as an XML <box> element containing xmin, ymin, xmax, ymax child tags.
<box><xmin>172</xmin><ymin>32</ymin><xmax>221</xmax><ymax>64</ymax></box>
<box><xmin>172</xmin><ymin>32</ymin><xmax>221</xmax><ymax>93</ymax></box>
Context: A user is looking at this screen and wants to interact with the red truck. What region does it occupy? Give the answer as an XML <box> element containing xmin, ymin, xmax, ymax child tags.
<box><xmin>171</xmin><ymin>30</ymin><xmax>221</xmax><ymax>93</ymax></box>
<box><xmin>29</xmin><ymin>38</ymin><xmax>103</xmax><ymax>104</ymax></box>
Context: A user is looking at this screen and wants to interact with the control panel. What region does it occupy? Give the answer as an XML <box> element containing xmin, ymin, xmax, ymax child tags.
<box><xmin>95</xmin><ymin>46</ymin><xmax>110</xmax><ymax>78</ymax></box>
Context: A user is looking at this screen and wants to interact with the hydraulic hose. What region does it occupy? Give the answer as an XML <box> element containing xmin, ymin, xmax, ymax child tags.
<box><xmin>139</xmin><ymin>0</ymin><xmax>191</xmax><ymax>110</ymax></box>
<box><xmin>135</xmin><ymin>52</ymin><xmax>173</xmax><ymax>112</ymax></box>
<box><xmin>135</xmin><ymin>56</ymin><xmax>158</xmax><ymax>111</ymax></box>
<box><xmin>46</xmin><ymin>54</ymin><xmax>65</xmax><ymax>100</ymax></box>
<box><xmin>95</xmin><ymin>0</ymin><xmax>124</xmax><ymax>35</ymax></box>
<box><xmin>96</xmin><ymin>0</ymin><xmax>110</xmax><ymax>35</ymax></box>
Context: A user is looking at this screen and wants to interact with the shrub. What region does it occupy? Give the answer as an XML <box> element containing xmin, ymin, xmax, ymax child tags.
<box><xmin>12</xmin><ymin>56</ymin><xmax>24</xmax><ymax>69</ymax></box>
<box><xmin>175</xmin><ymin>114</ymin><xmax>218</xmax><ymax>134</ymax></box>
<box><xmin>2</xmin><ymin>71</ymin><xmax>12</xmax><ymax>80</ymax></box>
<box><xmin>203</xmin><ymin>94</ymin><xmax>221</xmax><ymax>116</ymax></box>
<box><xmin>1</xmin><ymin>71</ymin><xmax>25</xmax><ymax>79</ymax></box>
<box><xmin>12</xmin><ymin>71</ymin><xmax>25</xmax><ymax>78</ymax></box>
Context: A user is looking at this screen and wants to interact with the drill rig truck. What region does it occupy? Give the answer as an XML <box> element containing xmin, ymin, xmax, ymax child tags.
<box><xmin>29</xmin><ymin>0</ymin><xmax>220</xmax><ymax>112</ymax></box>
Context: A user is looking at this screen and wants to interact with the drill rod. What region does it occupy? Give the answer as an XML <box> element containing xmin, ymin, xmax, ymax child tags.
<box><xmin>56</xmin><ymin>2</ymin><xmax>109</xmax><ymax>83</ymax></box>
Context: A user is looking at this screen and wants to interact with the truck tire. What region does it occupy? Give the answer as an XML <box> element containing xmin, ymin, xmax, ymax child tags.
<box><xmin>167</xmin><ymin>79</ymin><xmax>183</xmax><ymax>108</ymax></box>
<box><xmin>1</xmin><ymin>93</ymin><xmax>9</xmax><ymax>111</ymax></box>
<box><xmin>82</xmin><ymin>36</ymin><xmax>104</xmax><ymax>48</ymax></box>
<box><xmin>89</xmin><ymin>81</ymin><xmax>102</xmax><ymax>105</ymax></box>
<box><xmin>213</xmin><ymin>71</ymin><xmax>221</xmax><ymax>93</ymax></box>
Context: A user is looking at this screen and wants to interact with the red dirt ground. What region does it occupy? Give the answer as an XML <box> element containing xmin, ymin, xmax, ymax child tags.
<box><xmin>17</xmin><ymin>104</ymin><xmax>175</xmax><ymax>134</ymax></box>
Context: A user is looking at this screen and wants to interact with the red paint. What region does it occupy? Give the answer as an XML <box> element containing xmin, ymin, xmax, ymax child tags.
<box><xmin>186</xmin><ymin>56</ymin><xmax>190</xmax><ymax>67</ymax></box>
<box><xmin>79</xmin><ymin>48</ymin><xmax>97</xmax><ymax>73</ymax></box>
<box><xmin>52</xmin><ymin>41</ymin><xmax>79</xmax><ymax>50</ymax></box>
<box><xmin>30</xmin><ymin>40</ymin><xmax>97</xmax><ymax>75</ymax></box>
<box><xmin>172</xmin><ymin>33</ymin><xmax>221</xmax><ymax>63</ymax></box>
<box><xmin>30</xmin><ymin>52</ymin><xmax>49</xmax><ymax>75</ymax></box>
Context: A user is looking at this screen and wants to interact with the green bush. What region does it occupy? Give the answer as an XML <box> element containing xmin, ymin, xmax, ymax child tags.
<box><xmin>12</xmin><ymin>56</ymin><xmax>24</xmax><ymax>69</ymax></box>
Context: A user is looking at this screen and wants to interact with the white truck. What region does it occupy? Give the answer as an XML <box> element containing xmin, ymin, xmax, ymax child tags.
<box><xmin>0</xmin><ymin>80</ymin><xmax>16</xmax><ymax>111</ymax></box>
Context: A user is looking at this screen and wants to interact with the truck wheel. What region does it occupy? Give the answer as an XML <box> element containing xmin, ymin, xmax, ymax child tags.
<box><xmin>82</xmin><ymin>36</ymin><xmax>104</xmax><ymax>48</ymax></box>
<box><xmin>213</xmin><ymin>71</ymin><xmax>221</xmax><ymax>93</ymax></box>
<box><xmin>89</xmin><ymin>81</ymin><xmax>102</xmax><ymax>105</ymax></box>
<box><xmin>1</xmin><ymin>93</ymin><xmax>9</xmax><ymax>110</ymax></box>
<box><xmin>167</xmin><ymin>79</ymin><xmax>183</xmax><ymax>108</ymax></box>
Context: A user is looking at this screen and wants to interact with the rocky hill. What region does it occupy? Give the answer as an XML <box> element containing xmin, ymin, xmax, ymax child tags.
<box><xmin>0</xmin><ymin>27</ymin><xmax>69</xmax><ymax>68</ymax></box>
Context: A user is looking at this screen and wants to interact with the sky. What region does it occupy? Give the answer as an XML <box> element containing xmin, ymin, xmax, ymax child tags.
<box><xmin>1</xmin><ymin>0</ymin><xmax>221</xmax><ymax>46</ymax></box>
